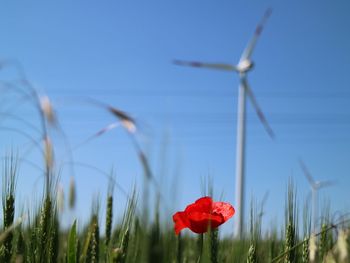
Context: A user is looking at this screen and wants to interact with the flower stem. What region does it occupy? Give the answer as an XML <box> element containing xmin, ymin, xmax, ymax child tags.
<box><xmin>196</xmin><ymin>233</ymin><xmax>203</xmax><ymax>263</ymax></box>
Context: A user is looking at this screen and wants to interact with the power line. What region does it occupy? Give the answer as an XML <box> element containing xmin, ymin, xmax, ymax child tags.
<box><xmin>49</xmin><ymin>89</ymin><xmax>350</xmax><ymax>99</ymax></box>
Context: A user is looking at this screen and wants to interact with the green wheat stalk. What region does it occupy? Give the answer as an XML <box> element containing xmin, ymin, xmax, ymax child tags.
<box><xmin>80</xmin><ymin>225</ymin><xmax>92</xmax><ymax>263</ymax></box>
<box><xmin>112</xmin><ymin>227</ymin><xmax>130</xmax><ymax>263</ymax></box>
<box><xmin>15</xmin><ymin>227</ymin><xmax>25</xmax><ymax>263</ymax></box>
<box><xmin>301</xmin><ymin>236</ymin><xmax>309</xmax><ymax>263</ymax></box>
<box><xmin>177</xmin><ymin>232</ymin><xmax>183</xmax><ymax>263</ymax></box>
<box><xmin>37</xmin><ymin>196</ymin><xmax>52</xmax><ymax>261</ymax></box>
<box><xmin>210</xmin><ymin>228</ymin><xmax>219</xmax><ymax>263</ymax></box>
<box><xmin>247</xmin><ymin>243</ymin><xmax>257</xmax><ymax>263</ymax></box>
<box><xmin>284</xmin><ymin>179</ymin><xmax>297</xmax><ymax>263</ymax></box>
<box><xmin>1</xmin><ymin>153</ymin><xmax>18</xmax><ymax>262</ymax></box>
<box><xmin>319</xmin><ymin>223</ymin><xmax>332</xmax><ymax>261</ymax></box>
<box><xmin>48</xmin><ymin>214</ymin><xmax>59</xmax><ymax>263</ymax></box>
<box><xmin>89</xmin><ymin>215</ymin><xmax>100</xmax><ymax>263</ymax></box>
<box><xmin>106</xmin><ymin>172</ymin><xmax>115</xmax><ymax>250</ymax></box>
<box><xmin>148</xmin><ymin>199</ymin><xmax>162</xmax><ymax>263</ymax></box>
<box><xmin>196</xmin><ymin>233</ymin><xmax>203</xmax><ymax>263</ymax></box>
<box><xmin>69</xmin><ymin>176</ymin><xmax>76</xmax><ymax>209</ymax></box>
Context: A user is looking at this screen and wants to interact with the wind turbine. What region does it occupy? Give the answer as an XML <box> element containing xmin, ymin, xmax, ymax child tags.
<box><xmin>174</xmin><ymin>9</ymin><xmax>274</xmax><ymax>238</ymax></box>
<box><xmin>299</xmin><ymin>159</ymin><xmax>334</xmax><ymax>233</ymax></box>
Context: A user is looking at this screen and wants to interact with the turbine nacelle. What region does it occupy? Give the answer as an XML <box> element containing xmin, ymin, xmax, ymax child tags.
<box><xmin>313</xmin><ymin>181</ymin><xmax>322</xmax><ymax>190</ymax></box>
<box><xmin>237</xmin><ymin>59</ymin><xmax>254</xmax><ymax>73</ymax></box>
<box><xmin>299</xmin><ymin>159</ymin><xmax>335</xmax><ymax>191</ymax></box>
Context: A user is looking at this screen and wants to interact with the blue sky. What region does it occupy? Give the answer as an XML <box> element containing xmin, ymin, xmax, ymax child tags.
<box><xmin>1</xmin><ymin>1</ymin><xmax>350</xmax><ymax>234</ymax></box>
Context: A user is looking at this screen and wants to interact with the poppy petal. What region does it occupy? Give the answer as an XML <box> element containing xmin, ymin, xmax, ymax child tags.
<box><xmin>212</xmin><ymin>202</ymin><xmax>235</xmax><ymax>221</ymax></box>
<box><xmin>185</xmin><ymin>196</ymin><xmax>213</xmax><ymax>214</ymax></box>
<box><xmin>195</xmin><ymin>196</ymin><xmax>213</xmax><ymax>208</ymax></box>
<box><xmin>187</xmin><ymin>211</ymin><xmax>224</xmax><ymax>233</ymax></box>
<box><xmin>172</xmin><ymin>211</ymin><xmax>189</xmax><ymax>235</ymax></box>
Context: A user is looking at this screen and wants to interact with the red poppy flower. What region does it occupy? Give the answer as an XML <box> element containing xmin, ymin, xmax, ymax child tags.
<box><xmin>172</xmin><ymin>196</ymin><xmax>235</xmax><ymax>235</ymax></box>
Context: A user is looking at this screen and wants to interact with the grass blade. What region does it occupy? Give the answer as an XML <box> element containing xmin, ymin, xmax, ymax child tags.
<box><xmin>67</xmin><ymin>220</ymin><xmax>78</xmax><ymax>263</ymax></box>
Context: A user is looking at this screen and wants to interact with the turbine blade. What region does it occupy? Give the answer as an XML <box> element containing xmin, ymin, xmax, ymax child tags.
<box><xmin>173</xmin><ymin>59</ymin><xmax>237</xmax><ymax>72</ymax></box>
<box><xmin>318</xmin><ymin>180</ymin><xmax>335</xmax><ymax>188</ymax></box>
<box><xmin>298</xmin><ymin>159</ymin><xmax>317</xmax><ymax>186</ymax></box>
<box><xmin>239</xmin><ymin>8</ymin><xmax>272</xmax><ymax>62</ymax></box>
<box><xmin>261</xmin><ymin>191</ymin><xmax>269</xmax><ymax>206</ymax></box>
<box><xmin>242</xmin><ymin>78</ymin><xmax>275</xmax><ymax>139</ymax></box>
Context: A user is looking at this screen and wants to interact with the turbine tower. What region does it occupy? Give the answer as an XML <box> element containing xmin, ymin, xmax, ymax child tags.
<box><xmin>299</xmin><ymin>159</ymin><xmax>334</xmax><ymax>233</ymax></box>
<box><xmin>174</xmin><ymin>9</ymin><xmax>274</xmax><ymax>238</ymax></box>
